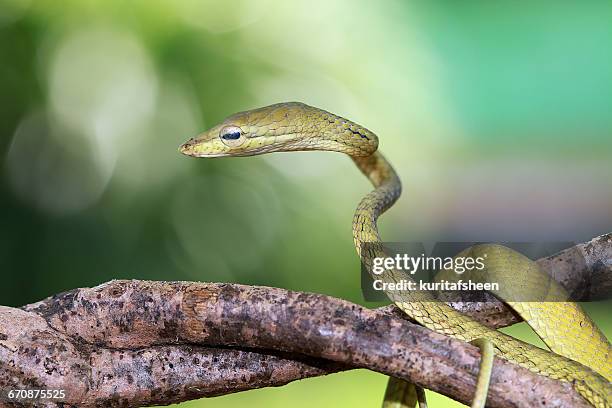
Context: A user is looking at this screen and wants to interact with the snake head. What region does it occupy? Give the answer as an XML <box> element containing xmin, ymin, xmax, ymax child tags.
<box><xmin>179</xmin><ymin>102</ymin><xmax>378</xmax><ymax>158</ymax></box>
<box><xmin>179</xmin><ymin>102</ymin><xmax>310</xmax><ymax>158</ymax></box>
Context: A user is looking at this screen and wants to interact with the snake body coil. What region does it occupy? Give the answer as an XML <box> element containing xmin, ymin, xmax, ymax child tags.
<box><xmin>181</xmin><ymin>102</ymin><xmax>611</xmax><ymax>407</ymax></box>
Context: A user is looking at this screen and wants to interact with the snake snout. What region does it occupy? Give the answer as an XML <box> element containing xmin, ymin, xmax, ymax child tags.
<box><xmin>178</xmin><ymin>138</ymin><xmax>197</xmax><ymax>156</ymax></box>
<box><xmin>178</xmin><ymin>131</ymin><xmax>231</xmax><ymax>158</ymax></box>
<box><xmin>179</xmin><ymin>136</ymin><xmax>212</xmax><ymax>156</ymax></box>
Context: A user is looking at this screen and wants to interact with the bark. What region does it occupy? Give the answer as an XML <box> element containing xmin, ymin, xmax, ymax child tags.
<box><xmin>0</xmin><ymin>280</ymin><xmax>594</xmax><ymax>408</ymax></box>
<box><xmin>1</xmin><ymin>234</ymin><xmax>608</xmax><ymax>407</ymax></box>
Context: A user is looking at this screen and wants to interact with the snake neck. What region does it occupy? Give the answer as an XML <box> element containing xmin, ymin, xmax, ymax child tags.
<box><xmin>351</xmin><ymin>152</ymin><xmax>402</xmax><ymax>256</ymax></box>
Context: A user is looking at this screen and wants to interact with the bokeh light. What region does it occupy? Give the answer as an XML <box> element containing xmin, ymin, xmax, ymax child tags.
<box><xmin>48</xmin><ymin>26</ymin><xmax>158</xmax><ymax>178</ymax></box>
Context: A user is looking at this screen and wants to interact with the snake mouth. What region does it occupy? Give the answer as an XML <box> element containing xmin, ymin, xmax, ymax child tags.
<box><xmin>179</xmin><ymin>148</ymin><xmax>227</xmax><ymax>158</ymax></box>
<box><xmin>178</xmin><ymin>137</ymin><xmax>270</xmax><ymax>158</ymax></box>
<box><xmin>180</xmin><ymin>134</ymin><xmax>297</xmax><ymax>158</ymax></box>
<box><xmin>178</xmin><ymin>138</ymin><xmax>227</xmax><ymax>158</ymax></box>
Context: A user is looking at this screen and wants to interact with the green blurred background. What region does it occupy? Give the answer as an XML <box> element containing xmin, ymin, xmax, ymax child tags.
<box><xmin>1</xmin><ymin>1</ymin><xmax>610</xmax><ymax>407</ymax></box>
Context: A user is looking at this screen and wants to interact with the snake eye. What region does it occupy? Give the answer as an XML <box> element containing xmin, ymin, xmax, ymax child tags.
<box><xmin>219</xmin><ymin>126</ymin><xmax>245</xmax><ymax>147</ymax></box>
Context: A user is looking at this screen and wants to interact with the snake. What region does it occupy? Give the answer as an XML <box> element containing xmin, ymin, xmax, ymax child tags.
<box><xmin>179</xmin><ymin>102</ymin><xmax>611</xmax><ymax>407</ymax></box>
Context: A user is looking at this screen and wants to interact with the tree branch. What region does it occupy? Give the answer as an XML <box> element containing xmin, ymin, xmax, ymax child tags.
<box><xmin>0</xmin><ymin>234</ymin><xmax>608</xmax><ymax>407</ymax></box>
<box><xmin>1</xmin><ymin>279</ymin><xmax>596</xmax><ymax>408</ymax></box>
<box><xmin>0</xmin><ymin>305</ymin><xmax>345</xmax><ymax>407</ymax></box>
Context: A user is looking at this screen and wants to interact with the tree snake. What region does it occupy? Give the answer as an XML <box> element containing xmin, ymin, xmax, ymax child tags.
<box><xmin>180</xmin><ymin>102</ymin><xmax>611</xmax><ymax>407</ymax></box>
